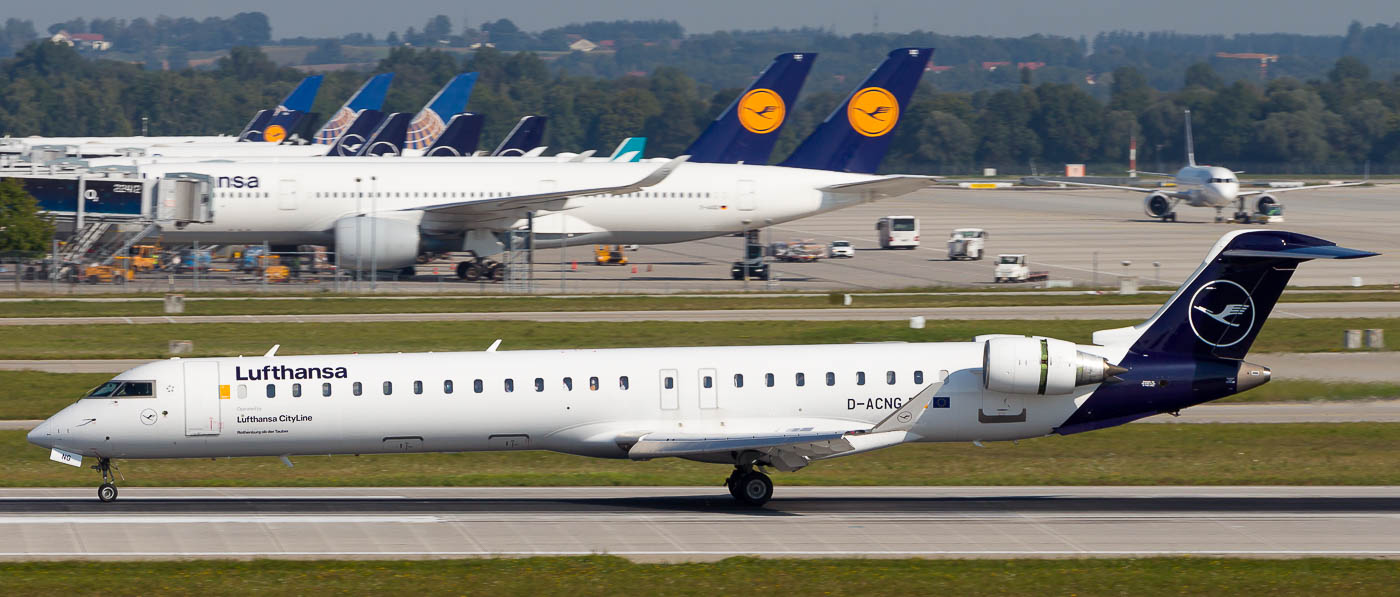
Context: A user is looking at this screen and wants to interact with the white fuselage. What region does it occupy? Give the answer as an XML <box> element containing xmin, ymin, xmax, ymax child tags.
<box><xmin>28</xmin><ymin>342</ymin><xmax>1095</xmax><ymax>461</ymax></box>
<box><xmin>144</xmin><ymin>160</ymin><xmax>877</xmax><ymax>247</ymax></box>
<box><xmin>1173</xmin><ymin>165</ymin><xmax>1240</xmax><ymax>208</ymax></box>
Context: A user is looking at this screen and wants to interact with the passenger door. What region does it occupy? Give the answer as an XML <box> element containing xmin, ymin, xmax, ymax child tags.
<box><xmin>277</xmin><ymin>179</ymin><xmax>298</xmax><ymax>210</ymax></box>
<box><xmin>736</xmin><ymin>179</ymin><xmax>756</xmax><ymax>211</ymax></box>
<box><xmin>183</xmin><ymin>361</ymin><xmax>221</xmax><ymax>436</ymax></box>
<box><xmin>658</xmin><ymin>369</ymin><xmax>679</xmax><ymax>410</ymax></box>
<box><xmin>697</xmin><ymin>368</ymin><xmax>718</xmax><ymax>409</ymax></box>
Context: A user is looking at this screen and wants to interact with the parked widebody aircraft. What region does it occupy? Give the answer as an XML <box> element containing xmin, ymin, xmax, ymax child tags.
<box><xmin>0</xmin><ymin>76</ymin><xmax>326</xmax><ymax>155</ymax></box>
<box><xmin>28</xmin><ymin>230</ymin><xmax>1375</xmax><ymax>504</ymax></box>
<box><xmin>129</xmin><ymin>48</ymin><xmax>934</xmax><ymax>274</ymax></box>
<box><xmin>1045</xmin><ymin>110</ymin><xmax>1364</xmax><ymax>223</ymax></box>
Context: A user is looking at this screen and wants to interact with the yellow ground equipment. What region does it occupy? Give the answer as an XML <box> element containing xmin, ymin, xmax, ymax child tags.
<box><xmin>594</xmin><ymin>245</ymin><xmax>628</xmax><ymax>265</ymax></box>
<box><xmin>82</xmin><ymin>265</ymin><xmax>134</xmax><ymax>284</ymax></box>
<box><xmin>129</xmin><ymin>245</ymin><xmax>161</xmax><ymax>271</ymax></box>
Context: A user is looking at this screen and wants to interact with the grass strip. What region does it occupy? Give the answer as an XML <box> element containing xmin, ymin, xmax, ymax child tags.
<box><xmin>0</xmin><ymin>291</ymin><xmax>1396</xmax><ymax>318</ymax></box>
<box><xmin>4</xmin><ymin>423</ymin><xmax>1399</xmax><ymax>487</ymax></box>
<box><xmin>2</xmin><ymin>371</ymin><xmax>1394</xmax><ymax>420</ymax></box>
<box><xmin>5</xmin><ymin>557</ymin><xmax>1400</xmax><ymax>596</ymax></box>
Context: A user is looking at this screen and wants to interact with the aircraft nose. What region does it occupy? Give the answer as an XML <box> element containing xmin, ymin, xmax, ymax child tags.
<box><xmin>26</xmin><ymin>420</ymin><xmax>53</xmax><ymax>449</ymax></box>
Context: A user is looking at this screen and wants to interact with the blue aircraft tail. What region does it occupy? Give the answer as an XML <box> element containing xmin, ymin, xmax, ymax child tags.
<box><xmin>424</xmin><ymin>113</ymin><xmax>485</xmax><ymax>157</ymax></box>
<box><xmin>1057</xmin><ymin>230</ymin><xmax>1377</xmax><ymax>434</ymax></box>
<box><xmin>609</xmin><ymin>137</ymin><xmax>646</xmax><ymax>162</ymax></box>
<box><xmin>324</xmin><ymin>109</ymin><xmax>386</xmax><ymax>156</ymax></box>
<box><xmin>406</xmin><ymin>73</ymin><xmax>479</xmax><ymax>150</ymax></box>
<box><xmin>778</xmin><ymin>48</ymin><xmax>932</xmax><ymax>173</ymax></box>
<box><xmin>313</xmin><ymin>73</ymin><xmax>395</xmax><ymax>145</ymax></box>
<box><xmin>492</xmin><ymin>115</ymin><xmax>548</xmax><ymax>157</ymax></box>
<box><xmin>359</xmin><ymin>112</ymin><xmax>412</xmax><ymax>156</ymax></box>
<box><xmin>279</xmin><ymin>75</ymin><xmax>323</xmax><ymax>112</ymax></box>
<box><xmin>237</xmin><ymin>110</ymin><xmax>274</xmax><ymax>141</ymax></box>
<box><xmin>238</xmin><ymin>76</ymin><xmax>322</xmax><ymax>142</ymax></box>
<box><xmin>684</xmin><ymin>52</ymin><xmax>815</xmax><ymax>165</ymax></box>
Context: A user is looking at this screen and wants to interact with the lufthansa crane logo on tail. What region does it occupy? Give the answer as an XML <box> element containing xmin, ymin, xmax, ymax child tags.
<box><xmin>1187</xmin><ymin>279</ymin><xmax>1256</xmax><ymax>347</ymax></box>
<box><xmin>847</xmin><ymin>87</ymin><xmax>899</xmax><ymax>137</ymax></box>
<box><xmin>737</xmin><ymin>89</ymin><xmax>786</xmax><ymax>134</ymax></box>
<box><xmin>263</xmin><ymin>124</ymin><xmax>287</xmax><ymax>143</ymax></box>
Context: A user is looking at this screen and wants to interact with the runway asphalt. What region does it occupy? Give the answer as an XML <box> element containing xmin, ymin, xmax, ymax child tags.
<box><xmin>0</xmin><ymin>301</ymin><xmax>1395</xmax><ymax>325</ymax></box>
<box><xmin>0</xmin><ymin>486</ymin><xmax>1396</xmax><ymax>561</ymax></box>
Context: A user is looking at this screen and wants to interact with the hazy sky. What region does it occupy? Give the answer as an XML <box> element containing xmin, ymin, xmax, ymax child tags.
<box><xmin>11</xmin><ymin>0</ymin><xmax>1396</xmax><ymax>39</ymax></box>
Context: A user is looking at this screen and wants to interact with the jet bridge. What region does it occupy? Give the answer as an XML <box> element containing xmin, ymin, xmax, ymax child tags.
<box><xmin>1</xmin><ymin>166</ymin><xmax>214</xmax><ymax>226</ymax></box>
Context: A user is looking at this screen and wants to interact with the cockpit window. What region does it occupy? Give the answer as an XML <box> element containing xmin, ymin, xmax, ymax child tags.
<box><xmin>86</xmin><ymin>381</ymin><xmax>154</xmax><ymax>398</ymax></box>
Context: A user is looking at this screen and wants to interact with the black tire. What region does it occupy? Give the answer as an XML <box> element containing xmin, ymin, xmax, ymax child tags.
<box><xmin>98</xmin><ymin>483</ymin><xmax>118</xmax><ymax>503</ymax></box>
<box><xmin>461</xmin><ymin>263</ymin><xmax>482</xmax><ymax>282</ymax></box>
<box><xmin>734</xmin><ymin>471</ymin><xmax>773</xmax><ymax>506</ymax></box>
<box><xmin>490</xmin><ymin>264</ymin><xmax>506</xmax><ymax>282</ymax></box>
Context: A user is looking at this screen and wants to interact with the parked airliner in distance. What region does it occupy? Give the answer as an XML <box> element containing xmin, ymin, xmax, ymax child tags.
<box><xmin>28</xmin><ymin>230</ymin><xmax>1375</xmax><ymax>505</ymax></box>
<box><xmin>1042</xmin><ymin>110</ymin><xmax>1364</xmax><ymax>223</ymax></box>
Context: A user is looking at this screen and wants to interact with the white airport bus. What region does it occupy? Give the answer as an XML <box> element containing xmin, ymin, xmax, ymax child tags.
<box><xmin>876</xmin><ymin>216</ymin><xmax>920</xmax><ymax>249</ymax></box>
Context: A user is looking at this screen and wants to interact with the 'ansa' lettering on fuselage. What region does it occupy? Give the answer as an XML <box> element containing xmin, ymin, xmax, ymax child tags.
<box><xmin>215</xmin><ymin>175</ymin><xmax>261</xmax><ymax>189</ymax></box>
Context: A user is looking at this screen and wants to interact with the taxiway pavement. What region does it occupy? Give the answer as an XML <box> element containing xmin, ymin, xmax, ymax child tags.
<box><xmin>1</xmin><ymin>486</ymin><xmax>1396</xmax><ymax>561</ymax></box>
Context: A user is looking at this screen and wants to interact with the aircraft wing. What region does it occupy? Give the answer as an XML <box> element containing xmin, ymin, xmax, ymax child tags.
<box><xmin>818</xmin><ymin>175</ymin><xmax>942</xmax><ymax>199</ymax></box>
<box><xmin>1237</xmin><ymin>181</ymin><xmax>1366</xmax><ymax>196</ymax></box>
<box><xmin>626</xmin><ymin>382</ymin><xmax>941</xmax><ymax>471</ymax></box>
<box><xmin>1029</xmin><ymin>177</ymin><xmax>1170</xmax><ymax>193</ymax></box>
<box><xmin>409</xmin><ymin>155</ymin><xmax>688</xmax><ymax>219</ymax></box>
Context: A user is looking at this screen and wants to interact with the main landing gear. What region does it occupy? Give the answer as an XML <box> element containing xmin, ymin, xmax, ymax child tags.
<box><xmin>724</xmin><ymin>466</ymin><xmax>774</xmax><ymax>507</ymax></box>
<box><xmin>94</xmin><ymin>458</ymin><xmax>119</xmax><ymax>502</ymax></box>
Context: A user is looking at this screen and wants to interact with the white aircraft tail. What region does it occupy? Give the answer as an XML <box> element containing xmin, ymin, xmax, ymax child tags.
<box><xmin>1184</xmin><ymin>109</ymin><xmax>1197</xmax><ymax>167</ymax></box>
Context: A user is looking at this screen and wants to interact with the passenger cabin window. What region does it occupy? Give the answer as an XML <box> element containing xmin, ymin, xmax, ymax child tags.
<box><xmin>383</xmin><ymin>381</ymin><xmax>393</xmax><ymax>396</ymax></box>
<box><xmin>765</xmin><ymin>373</ymin><xmax>775</xmax><ymax>387</ymax></box>
<box><xmin>886</xmin><ymin>371</ymin><xmax>896</xmax><ymax>385</ymax></box>
<box><xmin>535</xmin><ymin>378</ymin><xmax>545</xmax><ymax>392</ymax></box>
<box><xmin>353</xmin><ymin>382</ymin><xmax>362</xmax><ymax>396</ymax></box>
<box><xmin>444</xmin><ymin>380</ymin><xmax>454</xmax><ymax>394</ymax></box>
<box><xmin>474</xmin><ymin>379</ymin><xmax>483</xmax><ymax>393</ymax></box>
<box><xmin>857</xmin><ymin>372</ymin><xmax>866</xmax><ymax>386</ymax></box>
<box><xmin>85</xmin><ymin>380</ymin><xmax>155</xmax><ymax>398</ymax></box>
<box><xmin>505</xmin><ymin>379</ymin><xmax>515</xmax><ymax>393</ymax></box>
<box><xmin>914</xmin><ymin>370</ymin><xmax>924</xmax><ymax>384</ymax></box>
<box><xmin>664</xmin><ymin>377</ymin><xmax>675</xmax><ymax>390</ymax></box>
<box><xmin>266</xmin><ymin>384</ymin><xmax>276</xmax><ymax>398</ymax></box>
<box><xmin>292</xmin><ymin>383</ymin><xmax>302</xmax><ymax>398</ymax></box>
<box><xmin>795</xmin><ymin>372</ymin><xmax>805</xmax><ymax>387</ymax></box>
<box><xmin>619</xmin><ymin>376</ymin><xmax>630</xmax><ymax>390</ymax></box>
<box><xmin>563</xmin><ymin>377</ymin><xmax>573</xmax><ymax>391</ymax></box>
<box><xmin>589</xmin><ymin>377</ymin><xmax>599</xmax><ymax>391</ymax></box>
<box><xmin>322</xmin><ymin>383</ymin><xmax>331</xmax><ymax>397</ymax></box>
<box><xmin>703</xmin><ymin>375</ymin><xmax>713</xmax><ymax>389</ymax></box>
<box><xmin>734</xmin><ymin>374</ymin><xmax>744</xmax><ymax>388</ymax></box>
<box><xmin>826</xmin><ymin>372</ymin><xmax>835</xmax><ymax>386</ymax></box>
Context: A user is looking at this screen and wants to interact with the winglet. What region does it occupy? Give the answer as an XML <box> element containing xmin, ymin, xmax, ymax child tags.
<box><xmin>866</xmin><ymin>381</ymin><xmax>943</xmax><ymax>433</ymax></box>
<box><xmin>486</xmin><ymin>339</ymin><xmax>502</xmax><ymax>352</ymax></box>
<box><xmin>263</xmin><ymin>344</ymin><xmax>280</xmax><ymax>357</ymax></box>
<box><xmin>630</xmin><ymin>155</ymin><xmax>688</xmax><ymax>189</ymax></box>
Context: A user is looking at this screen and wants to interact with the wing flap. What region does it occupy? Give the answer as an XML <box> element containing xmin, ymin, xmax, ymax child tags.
<box><xmin>628</xmin><ymin>430</ymin><xmax>851</xmax><ymax>460</ymax></box>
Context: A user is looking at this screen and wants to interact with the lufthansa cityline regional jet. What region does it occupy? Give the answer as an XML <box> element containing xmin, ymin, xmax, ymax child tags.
<box><xmin>28</xmin><ymin>230</ymin><xmax>1375</xmax><ymax>505</ymax></box>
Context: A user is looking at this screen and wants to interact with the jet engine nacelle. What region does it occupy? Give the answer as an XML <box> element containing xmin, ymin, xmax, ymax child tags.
<box><xmin>333</xmin><ymin>215</ymin><xmax>422</xmax><ymax>271</ymax></box>
<box><xmin>982</xmin><ymin>336</ymin><xmax>1122</xmax><ymax>396</ymax></box>
<box><xmin>1144</xmin><ymin>193</ymin><xmax>1174</xmax><ymax>219</ymax></box>
<box><xmin>1254</xmin><ymin>194</ymin><xmax>1282</xmax><ymax>215</ymax></box>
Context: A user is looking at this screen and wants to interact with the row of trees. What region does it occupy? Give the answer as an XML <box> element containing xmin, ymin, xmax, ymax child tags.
<box><xmin>1</xmin><ymin>42</ymin><xmax>1396</xmax><ymax>173</ymax></box>
<box><xmin>41</xmin><ymin>13</ymin><xmax>271</xmax><ymax>53</ymax></box>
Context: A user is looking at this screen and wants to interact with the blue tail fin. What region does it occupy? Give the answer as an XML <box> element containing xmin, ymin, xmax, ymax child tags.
<box><xmin>778</xmin><ymin>48</ymin><xmax>932</xmax><ymax>173</ymax></box>
<box><xmin>324</xmin><ymin>109</ymin><xmax>386</xmax><ymax>156</ymax></box>
<box><xmin>247</xmin><ymin>110</ymin><xmax>312</xmax><ymax>144</ymax></box>
<box><xmin>424</xmin><ymin>113</ymin><xmax>485</xmax><ymax>156</ymax></box>
<box><xmin>406</xmin><ymin>73</ymin><xmax>479</xmax><ymax>149</ymax></box>
<box><xmin>278</xmin><ymin>75</ymin><xmax>323</xmax><ymax>113</ymax></box>
<box><xmin>683</xmin><ymin>52</ymin><xmax>816</xmax><ymax>165</ymax></box>
<box><xmin>492</xmin><ymin>115</ymin><xmax>548</xmax><ymax>157</ymax></box>
<box><xmin>609</xmin><ymin>137</ymin><xmax>646</xmax><ymax>162</ymax></box>
<box><xmin>313</xmin><ymin>73</ymin><xmax>395</xmax><ymax>145</ymax></box>
<box><xmin>1101</xmin><ymin>230</ymin><xmax>1377</xmax><ymax>361</ymax></box>
<box><xmin>237</xmin><ymin>110</ymin><xmax>273</xmax><ymax>141</ymax></box>
<box><xmin>359</xmin><ymin>112</ymin><xmax>412</xmax><ymax>156</ymax></box>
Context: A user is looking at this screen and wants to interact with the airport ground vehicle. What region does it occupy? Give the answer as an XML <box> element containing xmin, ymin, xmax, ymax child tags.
<box><xmin>172</xmin><ymin>248</ymin><xmax>212</xmax><ymax>273</ymax></box>
<box><xmin>80</xmin><ymin>264</ymin><xmax>134</xmax><ymax>284</ymax></box>
<box><xmin>779</xmin><ymin>240</ymin><xmax>825</xmax><ymax>262</ymax></box>
<box><xmin>828</xmin><ymin>240</ymin><xmax>855</xmax><ymax>258</ymax></box>
<box><xmin>877</xmin><ymin>216</ymin><xmax>919</xmax><ymax>249</ymax></box>
<box><xmin>121</xmin><ymin>245</ymin><xmax>161</xmax><ymax>271</ymax></box>
<box><xmin>994</xmin><ymin>254</ymin><xmax>1048</xmax><ymax>283</ymax></box>
<box><xmin>947</xmin><ymin>228</ymin><xmax>986</xmax><ymax>260</ymax></box>
<box><xmin>29</xmin><ymin>230</ymin><xmax>1373</xmax><ymax>505</ymax></box>
<box><xmin>731</xmin><ymin>230</ymin><xmax>769</xmax><ymax>280</ymax></box>
<box><xmin>594</xmin><ymin>245</ymin><xmax>628</xmax><ymax>265</ymax></box>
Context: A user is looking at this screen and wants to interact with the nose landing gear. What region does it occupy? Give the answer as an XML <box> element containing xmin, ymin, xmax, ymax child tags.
<box><xmin>93</xmin><ymin>458</ymin><xmax>120</xmax><ymax>502</ymax></box>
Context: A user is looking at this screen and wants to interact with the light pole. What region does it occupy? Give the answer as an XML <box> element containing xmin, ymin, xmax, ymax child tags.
<box><xmin>1153</xmin><ymin>261</ymin><xmax>1161</xmax><ymax>286</ymax></box>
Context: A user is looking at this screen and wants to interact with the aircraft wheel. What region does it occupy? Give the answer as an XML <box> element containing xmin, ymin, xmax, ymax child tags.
<box><xmin>733</xmin><ymin>471</ymin><xmax>773</xmax><ymax>506</ymax></box>
<box><xmin>98</xmin><ymin>483</ymin><xmax>118</xmax><ymax>503</ymax></box>
<box><xmin>459</xmin><ymin>262</ymin><xmax>482</xmax><ymax>281</ymax></box>
<box><xmin>490</xmin><ymin>265</ymin><xmax>506</xmax><ymax>282</ymax></box>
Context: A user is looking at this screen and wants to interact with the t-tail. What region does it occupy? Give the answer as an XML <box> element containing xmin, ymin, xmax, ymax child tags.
<box><xmin>1057</xmin><ymin>230</ymin><xmax>1377</xmax><ymax>434</ymax></box>
<box><xmin>683</xmin><ymin>52</ymin><xmax>816</xmax><ymax>165</ymax></box>
<box><xmin>405</xmin><ymin>72</ymin><xmax>479</xmax><ymax>150</ymax></box>
<box><xmin>1184</xmin><ymin>109</ymin><xmax>1197</xmax><ymax>167</ymax></box>
<box><xmin>778</xmin><ymin>48</ymin><xmax>932</xmax><ymax>174</ymax></box>
<box><xmin>424</xmin><ymin>113</ymin><xmax>485</xmax><ymax>157</ymax></box>
<box><xmin>312</xmin><ymin>73</ymin><xmax>395</xmax><ymax>145</ymax></box>
<box><xmin>609</xmin><ymin>137</ymin><xmax>646</xmax><ymax>162</ymax></box>
<box><xmin>492</xmin><ymin>115</ymin><xmax>547</xmax><ymax>157</ymax></box>
<box><xmin>358</xmin><ymin>112</ymin><xmax>412</xmax><ymax>156</ymax></box>
<box><xmin>324</xmin><ymin>109</ymin><xmax>386</xmax><ymax>156</ymax></box>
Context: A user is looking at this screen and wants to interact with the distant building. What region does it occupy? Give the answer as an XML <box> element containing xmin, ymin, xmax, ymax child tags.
<box><xmin>1017</xmin><ymin>61</ymin><xmax>1046</xmax><ymax>71</ymax></box>
<box><xmin>981</xmin><ymin>61</ymin><xmax>1011</xmax><ymax>71</ymax></box>
<box><xmin>569</xmin><ymin>39</ymin><xmax>598</xmax><ymax>52</ymax></box>
<box><xmin>50</xmin><ymin>31</ymin><xmax>111</xmax><ymax>51</ymax></box>
<box><xmin>926</xmin><ymin>65</ymin><xmax>955</xmax><ymax>73</ymax></box>
<box><xmin>468</xmin><ymin>42</ymin><xmax>495</xmax><ymax>49</ymax></box>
